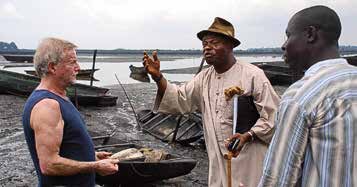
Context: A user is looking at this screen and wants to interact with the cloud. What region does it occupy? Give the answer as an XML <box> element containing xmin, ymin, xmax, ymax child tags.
<box><xmin>1</xmin><ymin>0</ymin><xmax>356</xmax><ymax>49</ymax></box>
<box><xmin>0</xmin><ymin>1</ymin><xmax>23</xmax><ymax>20</ymax></box>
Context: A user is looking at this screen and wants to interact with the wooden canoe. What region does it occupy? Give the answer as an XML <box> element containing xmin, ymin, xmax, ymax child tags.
<box><xmin>251</xmin><ymin>61</ymin><xmax>302</xmax><ymax>85</ymax></box>
<box><xmin>345</xmin><ymin>55</ymin><xmax>357</xmax><ymax>66</ymax></box>
<box><xmin>129</xmin><ymin>64</ymin><xmax>148</xmax><ymax>74</ymax></box>
<box><xmin>2</xmin><ymin>54</ymin><xmax>33</xmax><ymax>63</ymax></box>
<box><xmin>129</xmin><ymin>65</ymin><xmax>150</xmax><ymax>82</ymax></box>
<box><xmin>89</xmin><ymin>131</ymin><xmax>197</xmax><ymax>185</ymax></box>
<box><xmin>25</xmin><ymin>68</ymin><xmax>99</xmax><ymax>77</ymax></box>
<box><xmin>137</xmin><ymin>109</ymin><xmax>204</xmax><ymax>145</ymax></box>
<box><xmin>251</xmin><ymin>55</ymin><xmax>357</xmax><ymax>85</ymax></box>
<box><xmin>0</xmin><ymin>69</ymin><xmax>117</xmax><ymax>106</ymax></box>
<box><xmin>24</xmin><ymin>69</ymin><xmax>100</xmax><ymax>81</ymax></box>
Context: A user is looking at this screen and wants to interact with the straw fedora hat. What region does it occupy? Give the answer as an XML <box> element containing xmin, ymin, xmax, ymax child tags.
<box><xmin>197</xmin><ymin>17</ymin><xmax>241</xmax><ymax>47</ymax></box>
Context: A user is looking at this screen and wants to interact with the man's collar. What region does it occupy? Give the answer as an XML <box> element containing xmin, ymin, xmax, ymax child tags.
<box><xmin>304</xmin><ymin>58</ymin><xmax>347</xmax><ymax>76</ymax></box>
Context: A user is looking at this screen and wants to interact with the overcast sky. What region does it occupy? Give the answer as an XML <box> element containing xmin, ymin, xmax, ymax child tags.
<box><xmin>0</xmin><ymin>0</ymin><xmax>356</xmax><ymax>50</ymax></box>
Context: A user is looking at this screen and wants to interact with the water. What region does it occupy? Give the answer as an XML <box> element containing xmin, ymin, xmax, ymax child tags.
<box><xmin>0</xmin><ymin>54</ymin><xmax>282</xmax><ymax>87</ymax></box>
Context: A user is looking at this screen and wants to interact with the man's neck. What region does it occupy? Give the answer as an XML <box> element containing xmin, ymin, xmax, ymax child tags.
<box><xmin>213</xmin><ymin>55</ymin><xmax>236</xmax><ymax>74</ymax></box>
<box><xmin>308</xmin><ymin>46</ymin><xmax>340</xmax><ymax>69</ymax></box>
<box><xmin>37</xmin><ymin>77</ymin><xmax>67</xmax><ymax>98</ymax></box>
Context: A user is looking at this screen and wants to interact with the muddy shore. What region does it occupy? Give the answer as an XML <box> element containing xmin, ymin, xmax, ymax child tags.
<box><xmin>0</xmin><ymin>82</ymin><xmax>287</xmax><ymax>187</ymax></box>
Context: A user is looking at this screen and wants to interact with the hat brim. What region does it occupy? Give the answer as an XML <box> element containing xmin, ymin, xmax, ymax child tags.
<box><xmin>197</xmin><ymin>30</ymin><xmax>241</xmax><ymax>48</ymax></box>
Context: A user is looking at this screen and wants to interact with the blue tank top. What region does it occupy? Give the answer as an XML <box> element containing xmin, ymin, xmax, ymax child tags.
<box><xmin>22</xmin><ymin>90</ymin><xmax>96</xmax><ymax>187</ymax></box>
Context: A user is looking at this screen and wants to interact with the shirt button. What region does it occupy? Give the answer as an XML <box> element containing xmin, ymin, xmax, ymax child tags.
<box><xmin>215</xmin><ymin>110</ymin><xmax>219</xmax><ymax>113</ymax></box>
<box><xmin>217</xmin><ymin>76</ymin><xmax>221</xmax><ymax>79</ymax></box>
<box><xmin>216</xmin><ymin>92</ymin><xmax>219</xmax><ymax>96</ymax></box>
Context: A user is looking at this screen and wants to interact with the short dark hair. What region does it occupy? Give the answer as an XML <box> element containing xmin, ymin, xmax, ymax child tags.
<box><xmin>293</xmin><ymin>5</ymin><xmax>341</xmax><ymax>45</ymax></box>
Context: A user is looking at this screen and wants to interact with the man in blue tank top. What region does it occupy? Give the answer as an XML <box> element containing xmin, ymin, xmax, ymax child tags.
<box><xmin>22</xmin><ymin>37</ymin><xmax>119</xmax><ymax>187</ymax></box>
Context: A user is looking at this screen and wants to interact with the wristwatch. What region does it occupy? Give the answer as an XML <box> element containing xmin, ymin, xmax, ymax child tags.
<box><xmin>152</xmin><ymin>73</ymin><xmax>163</xmax><ymax>82</ymax></box>
<box><xmin>247</xmin><ymin>130</ymin><xmax>255</xmax><ymax>141</ymax></box>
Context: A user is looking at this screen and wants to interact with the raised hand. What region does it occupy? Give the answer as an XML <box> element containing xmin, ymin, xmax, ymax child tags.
<box><xmin>143</xmin><ymin>51</ymin><xmax>161</xmax><ymax>78</ymax></box>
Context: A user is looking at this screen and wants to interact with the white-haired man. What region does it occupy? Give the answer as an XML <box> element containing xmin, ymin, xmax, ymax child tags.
<box><xmin>22</xmin><ymin>38</ymin><xmax>119</xmax><ymax>187</ymax></box>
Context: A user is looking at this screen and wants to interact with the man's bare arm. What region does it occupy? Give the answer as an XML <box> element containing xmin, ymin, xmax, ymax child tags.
<box><xmin>31</xmin><ymin>99</ymin><xmax>118</xmax><ymax>176</ymax></box>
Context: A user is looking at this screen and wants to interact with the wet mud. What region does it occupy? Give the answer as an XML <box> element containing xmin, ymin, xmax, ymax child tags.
<box><xmin>0</xmin><ymin>83</ymin><xmax>287</xmax><ymax>187</ymax></box>
<box><xmin>0</xmin><ymin>83</ymin><xmax>208</xmax><ymax>187</ymax></box>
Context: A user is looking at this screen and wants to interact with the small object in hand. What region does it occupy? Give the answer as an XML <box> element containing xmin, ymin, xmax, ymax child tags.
<box><xmin>224</xmin><ymin>86</ymin><xmax>244</xmax><ymax>100</ymax></box>
<box><xmin>227</xmin><ymin>138</ymin><xmax>240</xmax><ymax>152</ymax></box>
<box><xmin>110</xmin><ymin>148</ymin><xmax>145</xmax><ymax>161</ymax></box>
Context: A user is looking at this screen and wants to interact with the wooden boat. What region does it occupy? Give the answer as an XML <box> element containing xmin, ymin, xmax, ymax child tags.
<box><xmin>2</xmin><ymin>54</ymin><xmax>33</xmax><ymax>63</ymax></box>
<box><xmin>129</xmin><ymin>64</ymin><xmax>147</xmax><ymax>74</ymax></box>
<box><xmin>24</xmin><ymin>69</ymin><xmax>100</xmax><ymax>81</ymax></box>
<box><xmin>251</xmin><ymin>55</ymin><xmax>357</xmax><ymax>85</ymax></box>
<box><xmin>25</xmin><ymin>68</ymin><xmax>99</xmax><ymax>77</ymax></box>
<box><xmin>137</xmin><ymin>109</ymin><xmax>204</xmax><ymax>144</ymax></box>
<box><xmin>129</xmin><ymin>65</ymin><xmax>150</xmax><ymax>82</ymax></box>
<box><xmin>2</xmin><ymin>63</ymin><xmax>34</xmax><ymax>68</ymax></box>
<box><xmin>345</xmin><ymin>55</ymin><xmax>357</xmax><ymax>66</ymax></box>
<box><xmin>0</xmin><ymin>69</ymin><xmax>117</xmax><ymax>106</ymax></box>
<box><xmin>251</xmin><ymin>61</ymin><xmax>302</xmax><ymax>85</ymax></box>
<box><xmin>89</xmin><ymin>131</ymin><xmax>197</xmax><ymax>185</ymax></box>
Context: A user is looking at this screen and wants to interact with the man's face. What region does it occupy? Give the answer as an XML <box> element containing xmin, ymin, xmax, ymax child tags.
<box><xmin>202</xmin><ymin>34</ymin><xmax>232</xmax><ymax>66</ymax></box>
<box><xmin>53</xmin><ymin>49</ymin><xmax>80</xmax><ymax>86</ymax></box>
<box><xmin>282</xmin><ymin>18</ymin><xmax>310</xmax><ymax>74</ymax></box>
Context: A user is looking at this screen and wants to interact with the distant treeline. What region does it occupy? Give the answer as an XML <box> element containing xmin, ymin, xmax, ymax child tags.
<box><xmin>1</xmin><ymin>41</ymin><xmax>357</xmax><ymax>55</ymax></box>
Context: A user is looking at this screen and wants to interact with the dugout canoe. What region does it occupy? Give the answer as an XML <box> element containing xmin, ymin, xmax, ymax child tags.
<box><xmin>251</xmin><ymin>61</ymin><xmax>302</xmax><ymax>85</ymax></box>
<box><xmin>137</xmin><ymin>109</ymin><xmax>204</xmax><ymax>145</ymax></box>
<box><xmin>0</xmin><ymin>69</ymin><xmax>117</xmax><ymax>106</ymax></box>
<box><xmin>2</xmin><ymin>54</ymin><xmax>33</xmax><ymax>63</ymax></box>
<box><xmin>25</xmin><ymin>68</ymin><xmax>99</xmax><ymax>77</ymax></box>
<box><xmin>24</xmin><ymin>69</ymin><xmax>100</xmax><ymax>81</ymax></box>
<box><xmin>89</xmin><ymin>131</ymin><xmax>197</xmax><ymax>185</ymax></box>
<box><xmin>129</xmin><ymin>65</ymin><xmax>150</xmax><ymax>82</ymax></box>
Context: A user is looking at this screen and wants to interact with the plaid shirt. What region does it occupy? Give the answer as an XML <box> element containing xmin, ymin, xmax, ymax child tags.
<box><xmin>259</xmin><ymin>58</ymin><xmax>357</xmax><ymax>187</ymax></box>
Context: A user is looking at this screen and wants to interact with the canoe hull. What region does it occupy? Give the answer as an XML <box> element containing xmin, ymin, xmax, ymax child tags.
<box><xmin>24</xmin><ymin>69</ymin><xmax>100</xmax><ymax>81</ymax></box>
<box><xmin>96</xmin><ymin>158</ymin><xmax>196</xmax><ymax>185</ymax></box>
<box><xmin>90</xmin><ymin>131</ymin><xmax>197</xmax><ymax>185</ymax></box>
<box><xmin>2</xmin><ymin>54</ymin><xmax>33</xmax><ymax>63</ymax></box>
<box><xmin>252</xmin><ymin>55</ymin><xmax>357</xmax><ymax>85</ymax></box>
<box><xmin>129</xmin><ymin>65</ymin><xmax>150</xmax><ymax>82</ymax></box>
<box><xmin>137</xmin><ymin>109</ymin><xmax>204</xmax><ymax>144</ymax></box>
<box><xmin>25</xmin><ymin>69</ymin><xmax>99</xmax><ymax>77</ymax></box>
<box><xmin>0</xmin><ymin>69</ymin><xmax>117</xmax><ymax>106</ymax></box>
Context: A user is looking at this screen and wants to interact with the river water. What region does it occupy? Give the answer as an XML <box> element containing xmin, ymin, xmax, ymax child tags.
<box><xmin>1</xmin><ymin>54</ymin><xmax>282</xmax><ymax>86</ymax></box>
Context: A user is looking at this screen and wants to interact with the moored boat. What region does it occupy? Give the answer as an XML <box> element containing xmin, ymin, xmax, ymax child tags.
<box><xmin>251</xmin><ymin>61</ymin><xmax>302</xmax><ymax>85</ymax></box>
<box><xmin>0</xmin><ymin>69</ymin><xmax>117</xmax><ymax>106</ymax></box>
<box><xmin>345</xmin><ymin>55</ymin><xmax>357</xmax><ymax>66</ymax></box>
<box><xmin>24</xmin><ymin>69</ymin><xmax>100</xmax><ymax>81</ymax></box>
<box><xmin>89</xmin><ymin>131</ymin><xmax>197</xmax><ymax>185</ymax></box>
<box><xmin>137</xmin><ymin>109</ymin><xmax>204</xmax><ymax>144</ymax></box>
<box><xmin>2</xmin><ymin>54</ymin><xmax>33</xmax><ymax>63</ymax></box>
<box><xmin>129</xmin><ymin>65</ymin><xmax>150</xmax><ymax>82</ymax></box>
<box><xmin>25</xmin><ymin>68</ymin><xmax>99</xmax><ymax>77</ymax></box>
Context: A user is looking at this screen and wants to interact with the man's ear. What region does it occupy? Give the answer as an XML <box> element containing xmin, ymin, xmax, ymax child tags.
<box><xmin>306</xmin><ymin>25</ymin><xmax>318</xmax><ymax>43</ymax></box>
<box><xmin>48</xmin><ymin>62</ymin><xmax>56</xmax><ymax>74</ymax></box>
